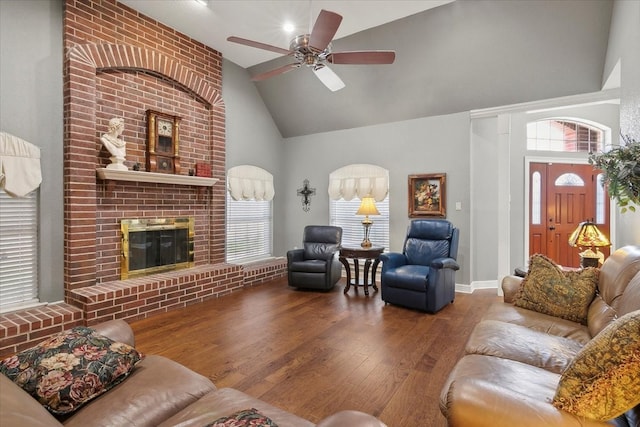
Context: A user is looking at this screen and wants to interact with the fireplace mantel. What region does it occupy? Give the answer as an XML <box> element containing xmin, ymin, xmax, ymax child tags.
<box><xmin>96</xmin><ymin>168</ymin><xmax>218</xmax><ymax>187</ymax></box>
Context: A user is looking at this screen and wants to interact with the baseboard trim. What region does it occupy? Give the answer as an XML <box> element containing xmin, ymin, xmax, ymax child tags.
<box><xmin>456</xmin><ymin>280</ymin><xmax>498</xmax><ymax>294</ymax></box>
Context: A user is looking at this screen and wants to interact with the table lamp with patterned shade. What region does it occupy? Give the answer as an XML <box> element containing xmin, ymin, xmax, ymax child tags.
<box><xmin>568</xmin><ymin>221</ymin><xmax>611</xmax><ymax>267</ymax></box>
<box><xmin>356</xmin><ymin>196</ymin><xmax>380</xmax><ymax>248</ymax></box>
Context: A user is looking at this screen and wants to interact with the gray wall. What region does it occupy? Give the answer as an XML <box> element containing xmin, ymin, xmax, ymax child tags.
<box><xmin>281</xmin><ymin>113</ymin><xmax>472</xmax><ymax>285</ymax></box>
<box><xmin>252</xmin><ymin>0</ymin><xmax>613</xmax><ymax>138</ymax></box>
<box><xmin>606</xmin><ymin>0</ymin><xmax>640</xmax><ymax>246</ymax></box>
<box><xmin>0</xmin><ymin>0</ymin><xmax>64</xmax><ymax>302</ymax></box>
<box><xmin>222</xmin><ymin>59</ymin><xmax>287</xmax><ymax>256</ymax></box>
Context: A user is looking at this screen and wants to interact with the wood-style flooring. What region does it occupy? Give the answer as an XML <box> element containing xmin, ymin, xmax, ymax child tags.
<box><xmin>130</xmin><ymin>278</ymin><xmax>501</xmax><ymax>426</ymax></box>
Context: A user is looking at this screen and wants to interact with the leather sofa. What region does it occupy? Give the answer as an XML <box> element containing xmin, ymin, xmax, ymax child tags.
<box><xmin>1</xmin><ymin>319</ymin><xmax>386</xmax><ymax>427</ymax></box>
<box><xmin>439</xmin><ymin>245</ymin><xmax>640</xmax><ymax>427</ymax></box>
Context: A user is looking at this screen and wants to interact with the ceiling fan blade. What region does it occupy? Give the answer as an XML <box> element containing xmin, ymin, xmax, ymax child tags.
<box><xmin>251</xmin><ymin>63</ymin><xmax>300</xmax><ymax>81</ymax></box>
<box><xmin>329</xmin><ymin>51</ymin><xmax>396</xmax><ymax>65</ymax></box>
<box><xmin>227</xmin><ymin>36</ymin><xmax>290</xmax><ymax>55</ymax></box>
<box><xmin>309</xmin><ymin>10</ymin><xmax>342</xmax><ymax>52</ymax></box>
<box><xmin>312</xmin><ymin>65</ymin><xmax>345</xmax><ymax>92</ymax></box>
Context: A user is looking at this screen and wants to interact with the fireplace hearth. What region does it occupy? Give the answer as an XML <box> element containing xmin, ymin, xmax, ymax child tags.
<box><xmin>120</xmin><ymin>217</ymin><xmax>194</xmax><ymax>279</ymax></box>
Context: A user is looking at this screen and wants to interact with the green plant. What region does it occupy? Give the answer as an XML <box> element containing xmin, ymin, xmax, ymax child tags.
<box><xmin>588</xmin><ymin>135</ymin><xmax>640</xmax><ymax>213</ymax></box>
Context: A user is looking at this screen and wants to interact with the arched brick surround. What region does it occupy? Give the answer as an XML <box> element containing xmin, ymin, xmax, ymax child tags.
<box><xmin>69</xmin><ymin>43</ymin><xmax>223</xmax><ymax>107</ymax></box>
<box><xmin>64</xmin><ymin>42</ymin><xmax>227</xmax><ymax>292</ymax></box>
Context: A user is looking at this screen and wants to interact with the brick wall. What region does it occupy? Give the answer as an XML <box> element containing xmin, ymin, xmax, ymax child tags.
<box><xmin>64</xmin><ymin>0</ymin><xmax>226</xmax><ymax>291</ymax></box>
<box><xmin>0</xmin><ymin>0</ymin><xmax>288</xmax><ymax>358</ymax></box>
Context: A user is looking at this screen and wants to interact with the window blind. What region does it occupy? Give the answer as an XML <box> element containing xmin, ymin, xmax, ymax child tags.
<box><xmin>0</xmin><ymin>190</ymin><xmax>38</xmax><ymax>310</ymax></box>
<box><xmin>226</xmin><ymin>192</ymin><xmax>272</xmax><ymax>263</ymax></box>
<box><xmin>330</xmin><ymin>196</ymin><xmax>390</xmax><ymax>250</ymax></box>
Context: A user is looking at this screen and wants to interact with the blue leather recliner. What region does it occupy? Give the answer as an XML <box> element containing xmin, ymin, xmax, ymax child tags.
<box><xmin>287</xmin><ymin>225</ymin><xmax>343</xmax><ymax>291</ymax></box>
<box><xmin>380</xmin><ymin>219</ymin><xmax>460</xmax><ymax>313</ymax></box>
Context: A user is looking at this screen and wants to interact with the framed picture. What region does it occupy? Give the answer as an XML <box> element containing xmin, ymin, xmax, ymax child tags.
<box><xmin>408</xmin><ymin>173</ymin><xmax>446</xmax><ymax>218</ymax></box>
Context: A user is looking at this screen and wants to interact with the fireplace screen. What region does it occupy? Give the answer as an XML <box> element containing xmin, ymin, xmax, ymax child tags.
<box><xmin>120</xmin><ymin>217</ymin><xmax>194</xmax><ymax>279</ymax></box>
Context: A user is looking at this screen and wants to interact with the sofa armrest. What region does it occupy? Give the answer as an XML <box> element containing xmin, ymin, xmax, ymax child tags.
<box><xmin>316</xmin><ymin>410</ymin><xmax>387</xmax><ymax>427</ymax></box>
<box><xmin>445</xmin><ymin>378</ymin><xmax>611</xmax><ymax>427</ymax></box>
<box><xmin>431</xmin><ymin>257</ymin><xmax>460</xmax><ymax>271</ymax></box>
<box><xmin>501</xmin><ymin>275</ymin><xmax>523</xmax><ymax>304</ymax></box>
<box><xmin>0</xmin><ymin>374</ymin><xmax>64</xmax><ymax>427</ymax></box>
<box><xmin>91</xmin><ymin>319</ymin><xmax>135</xmax><ymax>347</ymax></box>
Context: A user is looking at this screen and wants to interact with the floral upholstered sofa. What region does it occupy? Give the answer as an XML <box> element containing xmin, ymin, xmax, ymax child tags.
<box><xmin>1</xmin><ymin>319</ymin><xmax>386</xmax><ymax>427</ymax></box>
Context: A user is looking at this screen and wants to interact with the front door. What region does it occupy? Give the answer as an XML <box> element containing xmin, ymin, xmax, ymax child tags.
<box><xmin>529</xmin><ymin>162</ymin><xmax>610</xmax><ymax>268</ymax></box>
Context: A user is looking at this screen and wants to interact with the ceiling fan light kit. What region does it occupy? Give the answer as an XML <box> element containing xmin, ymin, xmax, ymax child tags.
<box><xmin>227</xmin><ymin>9</ymin><xmax>395</xmax><ymax>92</ymax></box>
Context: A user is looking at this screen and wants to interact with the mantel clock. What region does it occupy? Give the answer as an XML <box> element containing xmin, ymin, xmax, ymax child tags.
<box><xmin>146</xmin><ymin>110</ymin><xmax>181</xmax><ymax>174</ymax></box>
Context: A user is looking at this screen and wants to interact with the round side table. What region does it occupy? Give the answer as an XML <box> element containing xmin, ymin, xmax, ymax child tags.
<box><xmin>339</xmin><ymin>246</ymin><xmax>384</xmax><ymax>296</ymax></box>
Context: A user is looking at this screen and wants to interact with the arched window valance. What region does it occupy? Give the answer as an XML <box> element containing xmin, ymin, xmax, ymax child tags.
<box><xmin>328</xmin><ymin>164</ymin><xmax>388</xmax><ymax>202</ymax></box>
<box><xmin>0</xmin><ymin>132</ymin><xmax>42</xmax><ymax>197</ymax></box>
<box><xmin>227</xmin><ymin>165</ymin><xmax>275</xmax><ymax>201</ymax></box>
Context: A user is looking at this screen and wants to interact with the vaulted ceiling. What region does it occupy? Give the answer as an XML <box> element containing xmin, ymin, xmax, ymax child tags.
<box><xmin>120</xmin><ymin>0</ymin><xmax>613</xmax><ymax>138</ymax></box>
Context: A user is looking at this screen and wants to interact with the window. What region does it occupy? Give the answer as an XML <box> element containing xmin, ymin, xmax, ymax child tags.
<box><xmin>527</xmin><ymin>119</ymin><xmax>604</xmax><ymax>152</ymax></box>
<box><xmin>0</xmin><ymin>190</ymin><xmax>39</xmax><ymax>311</ymax></box>
<box><xmin>596</xmin><ymin>173</ymin><xmax>606</xmax><ymax>224</ymax></box>
<box><xmin>531</xmin><ymin>171</ymin><xmax>541</xmax><ymax>225</ymax></box>
<box><xmin>330</xmin><ymin>196</ymin><xmax>390</xmax><ymax>249</ymax></box>
<box><xmin>554</xmin><ymin>173</ymin><xmax>585</xmax><ymax>187</ymax></box>
<box><xmin>225</xmin><ymin>192</ymin><xmax>272</xmax><ymax>263</ymax></box>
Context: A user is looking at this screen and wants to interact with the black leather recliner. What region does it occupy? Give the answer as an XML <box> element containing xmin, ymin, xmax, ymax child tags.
<box><xmin>380</xmin><ymin>219</ymin><xmax>460</xmax><ymax>313</ymax></box>
<box><xmin>287</xmin><ymin>225</ymin><xmax>343</xmax><ymax>291</ymax></box>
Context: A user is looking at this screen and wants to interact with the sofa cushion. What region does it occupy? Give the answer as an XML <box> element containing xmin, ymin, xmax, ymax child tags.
<box><xmin>0</xmin><ymin>326</ymin><xmax>143</xmax><ymax>415</ymax></box>
<box><xmin>381</xmin><ymin>265</ymin><xmax>429</xmax><ymax>291</ymax></box>
<box><xmin>157</xmin><ymin>388</ymin><xmax>314</xmax><ymax>427</ymax></box>
<box><xmin>482</xmin><ymin>302</ymin><xmax>592</xmax><ymax>344</ymax></box>
<box><xmin>553</xmin><ymin>310</ymin><xmax>640</xmax><ymax>421</ymax></box>
<box><xmin>465</xmin><ymin>320</ymin><xmax>583</xmax><ymax>374</ymax></box>
<box><xmin>62</xmin><ymin>355</ymin><xmax>216</xmax><ymax>427</ymax></box>
<box><xmin>204</xmin><ymin>407</ymin><xmax>277</xmax><ymax>426</ymax></box>
<box><xmin>513</xmin><ymin>254</ymin><xmax>598</xmax><ymax>325</ymax></box>
<box><xmin>439</xmin><ymin>354</ymin><xmax>560</xmax><ymax>419</ymax></box>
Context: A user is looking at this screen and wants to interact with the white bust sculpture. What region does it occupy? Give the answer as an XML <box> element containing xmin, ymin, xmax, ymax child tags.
<box><xmin>100</xmin><ymin>117</ymin><xmax>127</xmax><ymax>170</ymax></box>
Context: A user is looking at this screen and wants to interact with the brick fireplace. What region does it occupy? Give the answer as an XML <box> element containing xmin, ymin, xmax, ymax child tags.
<box><xmin>0</xmin><ymin>0</ymin><xmax>286</xmax><ymax>358</ymax></box>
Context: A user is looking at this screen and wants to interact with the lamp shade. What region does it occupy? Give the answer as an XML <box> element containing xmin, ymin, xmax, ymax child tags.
<box><xmin>568</xmin><ymin>221</ymin><xmax>611</xmax><ymax>248</ymax></box>
<box><xmin>356</xmin><ymin>197</ymin><xmax>380</xmax><ymax>216</ymax></box>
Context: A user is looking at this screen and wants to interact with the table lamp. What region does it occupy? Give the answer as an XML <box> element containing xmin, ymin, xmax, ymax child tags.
<box><xmin>568</xmin><ymin>221</ymin><xmax>611</xmax><ymax>267</ymax></box>
<box><xmin>356</xmin><ymin>196</ymin><xmax>380</xmax><ymax>248</ymax></box>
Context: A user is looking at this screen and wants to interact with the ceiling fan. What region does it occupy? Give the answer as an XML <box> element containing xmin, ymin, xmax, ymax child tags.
<box><xmin>227</xmin><ymin>9</ymin><xmax>395</xmax><ymax>92</ymax></box>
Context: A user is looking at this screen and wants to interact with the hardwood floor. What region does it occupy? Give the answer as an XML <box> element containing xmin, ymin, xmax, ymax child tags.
<box><xmin>130</xmin><ymin>278</ymin><xmax>501</xmax><ymax>426</ymax></box>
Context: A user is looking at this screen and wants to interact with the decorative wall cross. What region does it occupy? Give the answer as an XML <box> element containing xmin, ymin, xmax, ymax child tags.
<box><xmin>297</xmin><ymin>179</ymin><xmax>316</xmax><ymax>212</ymax></box>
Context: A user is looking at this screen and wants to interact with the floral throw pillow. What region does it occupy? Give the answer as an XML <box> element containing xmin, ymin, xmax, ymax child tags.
<box><xmin>0</xmin><ymin>326</ymin><xmax>144</xmax><ymax>415</ymax></box>
<box><xmin>204</xmin><ymin>408</ymin><xmax>278</xmax><ymax>427</ymax></box>
<box><xmin>513</xmin><ymin>254</ymin><xmax>598</xmax><ymax>324</ymax></box>
<box><xmin>553</xmin><ymin>310</ymin><xmax>640</xmax><ymax>420</ymax></box>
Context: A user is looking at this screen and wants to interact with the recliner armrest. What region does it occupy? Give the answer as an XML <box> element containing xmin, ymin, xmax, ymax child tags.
<box><xmin>379</xmin><ymin>252</ymin><xmax>408</xmax><ymax>269</ymax></box>
<box><xmin>287</xmin><ymin>248</ymin><xmax>304</xmax><ymax>263</ymax></box>
<box><xmin>431</xmin><ymin>257</ymin><xmax>460</xmax><ymax>271</ymax></box>
<box><xmin>318</xmin><ymin>250</ymin><xmax>339</xmax><ymax>261</ymax></box>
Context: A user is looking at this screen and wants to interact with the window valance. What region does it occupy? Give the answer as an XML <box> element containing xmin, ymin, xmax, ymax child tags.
<box><xmin>0</xmin><ymin>132</ymin><xmax>42</xmax><ymax>198</ymax></box>
<box><xmin>328</xmin><ymin>164</ymin><xmax>388</xmax><ymax>202</ymax></box>
<box><xmin>227</xmin><ymin>165</ymin><xmax>275</xmax><ymax>201</ymax></box>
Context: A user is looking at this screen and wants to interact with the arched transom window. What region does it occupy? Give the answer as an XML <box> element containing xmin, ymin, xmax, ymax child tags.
<box><xmin>527</xmin><ymin>119</ymin><xmax>604</xmax><ymax>153</ymax></box>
